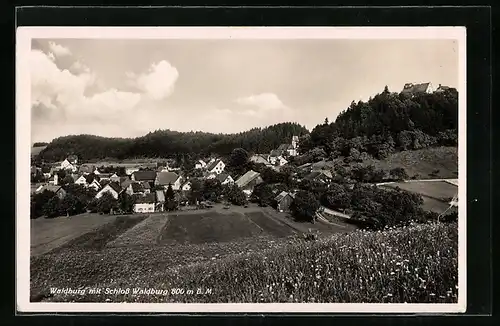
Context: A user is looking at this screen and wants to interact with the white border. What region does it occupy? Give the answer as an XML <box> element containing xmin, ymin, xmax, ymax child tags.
<box><xmin>16</xmin><ymin>26</ymin><xmax>467</xmax><ymax>314</ymax></box>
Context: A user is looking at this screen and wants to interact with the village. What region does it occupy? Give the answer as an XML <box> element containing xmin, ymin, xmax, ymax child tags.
<box><xmin>30</xmin><ymin>135</ymin><xmax>313</xmax><ymax>216</ymax></box>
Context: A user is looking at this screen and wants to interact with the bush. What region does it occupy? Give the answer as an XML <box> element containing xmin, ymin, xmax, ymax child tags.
<box><xmin>389</xmin><ymin>167</ymin><xmax>409</xmax><ymax>181</ymax></box>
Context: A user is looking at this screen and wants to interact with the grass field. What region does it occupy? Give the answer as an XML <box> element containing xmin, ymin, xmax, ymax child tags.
<box><xmin>32</xmin><ymin>222</ymin><xmax>458</xmax><ymax>303</ymax></box>
<box><xmin>31</xmin><ymin>213</ymin><xmax>117</xmax><ymax>257</ymax></box>
<box><xmin>383</xmin><ymin>181</ymin><xmax>458</xmax><ymax>201</ymax></box>
<box><xmin>107</xmin><ymin>215</ymin><xmax>168</xmax><ymax>247</ymax></box>
<box><xmin>362</xmin><ymin>146</ymin><xmax>458</xmax><ymax>179</ymax></box>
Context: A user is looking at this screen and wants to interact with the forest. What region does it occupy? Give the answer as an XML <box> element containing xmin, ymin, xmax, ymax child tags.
<box><xmin>297</xmin><ymin>86</ymin><xmax>458</xmax><ymax>161</ymax></box>
<box><xmin>35</xmin><ymin>122</ymin><xmax>309</xmax><ymax>163</ymax></box>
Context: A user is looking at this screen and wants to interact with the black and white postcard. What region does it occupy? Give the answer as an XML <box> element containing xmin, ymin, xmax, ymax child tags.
<box><xmin>17</xmin><ymin>26</ymin><xmax>466</xmax><ymax>313</ymax></box>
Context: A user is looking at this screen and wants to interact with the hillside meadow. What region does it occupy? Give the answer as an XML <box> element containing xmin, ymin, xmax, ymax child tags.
<box><xmin>32</xmin><ymin>219</ymin><xmax>458</xmax><ymax>304</ymax></box>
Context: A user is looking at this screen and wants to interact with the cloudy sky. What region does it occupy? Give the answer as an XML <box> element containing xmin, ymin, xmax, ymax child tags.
<box><xmin>30</xmin><ymin>38</ymin><xmax>458</xmax><ymax>143</ymax></box>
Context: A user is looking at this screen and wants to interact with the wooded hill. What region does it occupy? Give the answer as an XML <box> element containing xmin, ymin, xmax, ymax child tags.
<box><xmin>297</xmin><ymin>86</ymin><xmax>458</xmax><ymax>160</ymax></box>
<box><xmin>36</xmin><ymin>122</ymin><xmax>309</xmax><ymax>163</ymax></box>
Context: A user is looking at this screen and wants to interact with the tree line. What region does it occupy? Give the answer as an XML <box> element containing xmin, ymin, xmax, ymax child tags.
<box><xmin>35</xmin><ymin>122</ymin><xmax>309</xmax><ymax>163</ymax></box>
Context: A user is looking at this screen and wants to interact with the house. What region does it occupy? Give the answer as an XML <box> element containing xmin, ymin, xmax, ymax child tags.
<box><xmin>401</xmin><ymin>82</ymin><xmax>434</xmax><ymax>95</ymax></box>
<box><xmin>216</xmin><ymin>173</ymin><xmax>234</xmax><ymax>185</ymax></box>
<box><xmin>126</xmin><ymin>182</ymin><xmax>145</xmax><ymax>196</ymax></box>
<box><xmin>274</xmin><ymin>191</ymin><xmax>295</xmax><ymax>212</ymax></box>
<box><xmin>48</xmin><ymin>174</ymin><xmax>59</xmax><ymax>185</ymax></box>
<box><xmin>235</xmin><ymin>170</ymin><xmax>264</xmax><ymax>196</ymax></box>
<box><xmin>109</xmin><ymin>173</ymin><xmax>121</xmax><ymax>183</ymax></box>
<box><xmin>155</xmin><ymin>171</ymin><xmax>183</xmax><ymax>190</ymax></box>
<box><xmin>78</xmin><ymin>164</ymin><xmax>95</xmax><ymax>175</ymax></box>
<box><xmin>435</xmin><ymin>84</ymin><xmax>451</xmax><ymax>93</ymax></box>
<box><xmin>275</xmin><ymin>156</ymin><xmax>288</xmax><ymax>166</ymax></box>
<box><xmin>304</xmin><ymin>170</ymin><xmax>332</xmax><ymax>183</ymax></box>
<box><xmin>88</xmin><ymin>179</ymin><xmax>102</xmax><ymax>192</ymax></box>
<box><xmin>268</xmin><ymin>150</ymin><xmax>282</xmax><ymax>165</ymax></box>
<box><xmin>204</xmin><ymin>172</ymin><xmax>217</xmax><ymax>180</ymax></box>
<box><xmin>97</xmin><ymin>173</ymin><xmax>113</xmax><ymax>180</ymax></box>
<box><xmin>133</xmin><ymin>193</ymin><xmax>156</xmax><ymax>214</ymax></box>
<box><xmin>181</xmin><ymin>181</ymin><xmax>192</xmax><ymax>191</ymax></box>
<box><xmin>205</xmin><ymin>159</ymin><xmax>225</xmax><ymax>175</ymax></box>
<box><xmin>195</xmin><ymin>160</ymin><xmax>207</xmax><ymax>169</ymax></box>
<box><xmin>250</xmin><ymin>154</ymin><xmax>272</xmax><ymax>166</ymax></box>
<box><xmin>156</xmin><ymin>190</ymin><xmax>166</xmax><ymax>212</ymax></box>
<box><xmin>140</xmin><ymin>181</ymin><xmax>151</xmax><ymax>194</ymax></box>
<box><xmin>67</xmin><ymin>155</ymin><xmax>78</xmax><ymax>164</ymax></box>
<box><xmin>36</xmin><ymin>185</ymin><xmax>67</xmax><ymax>199</ymax></box>
<box><xmin>95</xmin><ymin>182</ymin><xmax>122</xmax><ymax>200</ymax></box>
<box><xmin>131</xmin><ymin>170</ymin><xmax>157</xmax><ymax>183</ymax></box>
<box><xmin>74</xmin><ymin>175</ymin><xmax>88</xmax><ymax>187</ymax></box>
<box><xmin>125</xmin><ymin>167</ymin><xmax>140</xmax><ymax>176</ymax></box>
<box><xmin>120</xmin><ymin>177</ymin><xmax>133</xmax><ymax>191</ymax></box>
<box><xmin>60</xmin><ymin>159</ymin><xmax>77</xmax><ymax>172</ymax></box>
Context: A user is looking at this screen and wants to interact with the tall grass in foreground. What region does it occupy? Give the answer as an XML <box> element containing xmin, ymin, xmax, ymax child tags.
<box><xmin>52</xmin><ymin>222</ymin><xmax>457</xmax><ymax>303</ymax></box>
<box><xmin>168</xmin><ymin>222</ymin><xmax>458</xmax><ymax>303</ymax></box>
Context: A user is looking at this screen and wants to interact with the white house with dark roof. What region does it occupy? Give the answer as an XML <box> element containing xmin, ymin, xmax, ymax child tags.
<box><xmin>88</xmin><ymin>179</ymin><xmax>102</xmax><ymax>192</ymax></box>
<box><xmin>60</xmin><ymin>159</ymin><xmax>78</xmax><ymax>172</ymax></box>
<box><xmin>133</xmin><ymin>193</ymin><xmax>156</xmax><ymax>213</ymax></box>
<box><xmin>216</xmin><ymin>173</ymin><xmax>234</xmax><ymax>185</ymax></box>
<box><xmin>95</xmin><ymin>182</ymin><xmax>122</xmax><ymax>200</ymax></box>
<box><xmin>74</xmin><ymin>175</ymin><xmax>88</xmax><ymax>187</ymax></box>
<box><xmin>155</xmin><ymin>171</ymin><xmax>183</xmax><ymax>190</ymax></box>
<box><xmin>195</xmin><ymin>160</ymin><xmax>207</xmax><ymax>169</ymax></box>
<box><xmin>205</xmin><ymin>159</ymin><xmax>225</xmax><ymax>175</ymax></box>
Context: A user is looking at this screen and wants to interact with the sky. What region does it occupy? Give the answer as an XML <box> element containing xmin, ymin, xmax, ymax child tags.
<box><xmin>29</xmin><ymin>38</ymin><xmax>458</xmax><ymax>143</ymax></box>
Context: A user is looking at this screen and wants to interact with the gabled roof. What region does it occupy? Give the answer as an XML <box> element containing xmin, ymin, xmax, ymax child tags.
<box><xmin>270</xmin><ymin>150</ymin><xmax>282</xmax><ymax>157</ymax></box>
<box><xmin>130</xmin><ymin>182</ymin><xmax>144</xmax><ymax>193</ymax></box>
<box><xmin>78</xmin><ymin>165</ymin><xmax>95</xmax><ymax>174</ymax></box>
<box><xmin>120</xmin><ymin>178</ymin><xmax>133</xmax><ymax>190</ymax></box>
<box><xmin>156</xmin><ymin>171</ymin><xmax>180</xmax><ymax>185</ymax></box>
<box><xmin>132</xmin><ymin>170</ymin><xmax>157</xmax><ymax>181</ymax></box>
<box><xmin>105</xmin><ymin>182</ymin><xmax>122</xmax><ymax>194</ymax></box>
<box><xmin>206</xmin><ymin>159</ymin><xmax>223</xmax><ymax>171</ymax></box>
<box><xmin>304</xmin><ymin>170</ymin><xmax>332</xmax><ymax>181</ymax></box>
<box><xmin>277</xmin><ymin>144</ymin><xmax>292</xmax><ymax>151</ymax></box>
<box><xmin>140</xmin><ymin>181</ymin><xmax>151</xmax><ymax>189</ymax></box>
<box><xmin>37</xmin><ymin>184</ymin><xmax>64</xmax><ymax>194</ymax></box>
<box><xmin>235</xmin><ymin>170</ymin><xmax>261</xmax><ymax>188</ymax></box>
<box><xmin>135</xmin><ymin>193</ymin><xmax>156</xmax><ymax>204</ymax></box>
<box><xmin>250</xmin><ymin>155</ymin><xmax>269</xmax><ymax>165</ymax></box>
<box><xmin>274</xmin><ymin>191</ymin><xmax>294</xmax><ymax>202</ymax></box>
<box><xmin>216</xmin><ymin>173</ymin><xmax>232</xmax><ymax>183</ymax></box>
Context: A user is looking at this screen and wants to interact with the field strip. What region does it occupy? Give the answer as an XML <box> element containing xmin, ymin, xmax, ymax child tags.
<box><xmin>106</xmin><ymin>215</ymin><xmax>169</xmax><ymax>247</ymax></box>
<box><xmin>241</xmin><ymin>212</ymin><xmax>265</xmax><ymax>233</ymax></box>
<box><xmin>260</xmin><ymin>209</ymin><xmax>307</xmax><ymax>234</ymax></box>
